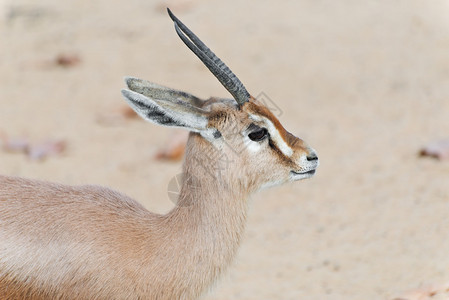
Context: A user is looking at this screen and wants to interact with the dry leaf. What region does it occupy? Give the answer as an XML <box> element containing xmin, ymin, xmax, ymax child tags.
<box><xmin>119</xmin><ymin>106</ymin><xmax>138</xmax><ymax>119</ymax></box>
<box><xmin>28</xmin><ymin>139</ymin><xmax>66</xmax><ymax>161</ymax></box>
<box><xmin>393</xmin><ymin>282</ymin><xmax>449</xmax><ymax>300</ymax></box>
<box><xmin>96</xmin><ymin>105</ymin><xmax>138</xmax><ymax>126</ymax></box>
<box><xmin>154</xmin><ymin>130</ymin><xmax>188</xmax><ymax>161</ymax></box>
<box><xmin>0</xmin><ymin>133</ymin><xmax>66</xmax><ymax>161</ymax></box>
<box><xmin>1</xmin><ymin>136</ymin><xmax>30</xmax><ymax>153</ymax></box>
<box><xmin>55</xmin><ymin>54</ymin><xmax>81</xmax><ymax>67</ymax></box>
<box><xmin>420</xmin><ymin>139</ymin><xmax>449</xmax><ymax>160</ymax></box>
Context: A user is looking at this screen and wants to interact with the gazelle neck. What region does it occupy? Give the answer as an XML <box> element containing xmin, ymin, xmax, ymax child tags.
<box><xmin>163</xmin><ymin>132</ymin><xmax>250</xmax><ymax>283</ymax></box>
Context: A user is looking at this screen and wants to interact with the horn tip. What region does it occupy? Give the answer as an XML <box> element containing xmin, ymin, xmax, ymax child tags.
<box><xmin>167</xmin><ymin>7</ymin><xmax>175</xmax><ymax>21</ymax></box>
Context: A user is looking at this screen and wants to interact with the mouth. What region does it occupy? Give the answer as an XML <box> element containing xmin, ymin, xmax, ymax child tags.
<box><xmin>290</xmin><ymin>169</ymin><xmax>316</xmax><ymax>180</ymax></box>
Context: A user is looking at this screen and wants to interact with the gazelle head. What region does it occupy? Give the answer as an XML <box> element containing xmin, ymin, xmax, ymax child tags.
<box><xmin>121</xmin><ymin>9</ymin><xmax>318</xmax><ymax>192</ymax></box>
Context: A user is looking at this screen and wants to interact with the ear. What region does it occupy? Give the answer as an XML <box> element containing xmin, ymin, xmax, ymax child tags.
<box><xmin>121</xmin><ymin>88</ymin><xmax>209</xmax><ymax>132</ymax></box>
<box><xmin>125</xmin><ymin>77</ymin><xmax>204</xmax><ymax>108</ymax></box>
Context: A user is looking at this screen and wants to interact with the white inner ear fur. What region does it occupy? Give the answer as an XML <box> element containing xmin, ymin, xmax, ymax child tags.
<box><xmin>248</xmin><ymin>114</ymin><xmax>293</xmax><ymax>157</ymax></box>
<box><xmin>122</xmin><ymin>89</ymin><xmax>208</xmax><ymax>132</ymax></box>
<box><xmin>152</xmin><ymin>98</ymin><xmax>210</xmax><ymax>131</ymax></box>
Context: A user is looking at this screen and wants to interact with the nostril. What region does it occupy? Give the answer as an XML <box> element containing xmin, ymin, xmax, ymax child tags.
<box><xmin>306</xmin><ymin>153</ymin><xmax>318</xmax><ymax>161</ymax></box>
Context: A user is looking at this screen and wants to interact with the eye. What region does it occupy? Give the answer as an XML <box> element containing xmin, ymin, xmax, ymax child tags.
<box><xmin>248</xmin><ymin>127</ymin><xmax>268</xmax><ymax>142</ymax></box>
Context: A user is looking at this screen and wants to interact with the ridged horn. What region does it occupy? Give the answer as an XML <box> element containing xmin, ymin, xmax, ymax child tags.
<box><xmin>167</xmin><ymin>8</ymin><xmax>250</xmax><ymax>106</ymax></box>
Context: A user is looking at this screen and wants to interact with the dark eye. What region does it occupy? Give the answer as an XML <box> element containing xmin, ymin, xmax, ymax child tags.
<box><xmin>248</xmin><ymin>128</ymin><xmax>268</xmax><ymax>142</ymax></box>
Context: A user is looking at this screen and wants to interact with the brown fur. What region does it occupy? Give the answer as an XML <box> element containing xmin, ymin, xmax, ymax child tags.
<box><xmin>244</xmin><ymin>99</ymin><xmax>290</xmax><ymax>144</ymax></box>
<box><xmin>243</xmin><ymin>99</ymin><xmax>312</xmax><ymax>168</ymax></box>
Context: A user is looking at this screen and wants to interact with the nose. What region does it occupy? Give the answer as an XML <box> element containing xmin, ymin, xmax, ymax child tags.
<box><xmin>306</xmin><ymin>151</ymin><xmax>318</xmax><ymax>162</ymax></box>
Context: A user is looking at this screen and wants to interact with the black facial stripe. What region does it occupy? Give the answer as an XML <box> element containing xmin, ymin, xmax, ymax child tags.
<box><xmin>213</xmin><ymin>130</ymin><xmax>222</xmax><ymax>139</ymax></box>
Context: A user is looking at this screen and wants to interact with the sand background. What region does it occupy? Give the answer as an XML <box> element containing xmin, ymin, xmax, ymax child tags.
<box><xmin>1</xmin><ymin>0</ymin><xmax>449</xmax><ymax>299</ymax></box>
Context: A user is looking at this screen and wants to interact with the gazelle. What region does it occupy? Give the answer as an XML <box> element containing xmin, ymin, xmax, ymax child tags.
<box><xmin>0</xmin><ymin>8</ymin><xmax>318</xmax><ymax>300</ymax></box>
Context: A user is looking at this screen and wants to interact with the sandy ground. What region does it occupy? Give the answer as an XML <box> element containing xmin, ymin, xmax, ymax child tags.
<box><xmin>1</xmin><ymin>0</ymin><xmax>449</xmax><ymax>299</ymax></box>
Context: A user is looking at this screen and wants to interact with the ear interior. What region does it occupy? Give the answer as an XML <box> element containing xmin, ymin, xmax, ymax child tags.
<box><xmin>121</xmin><ymin>89</ymin><xmax>209</xmax><ymax>132</ymax></box>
